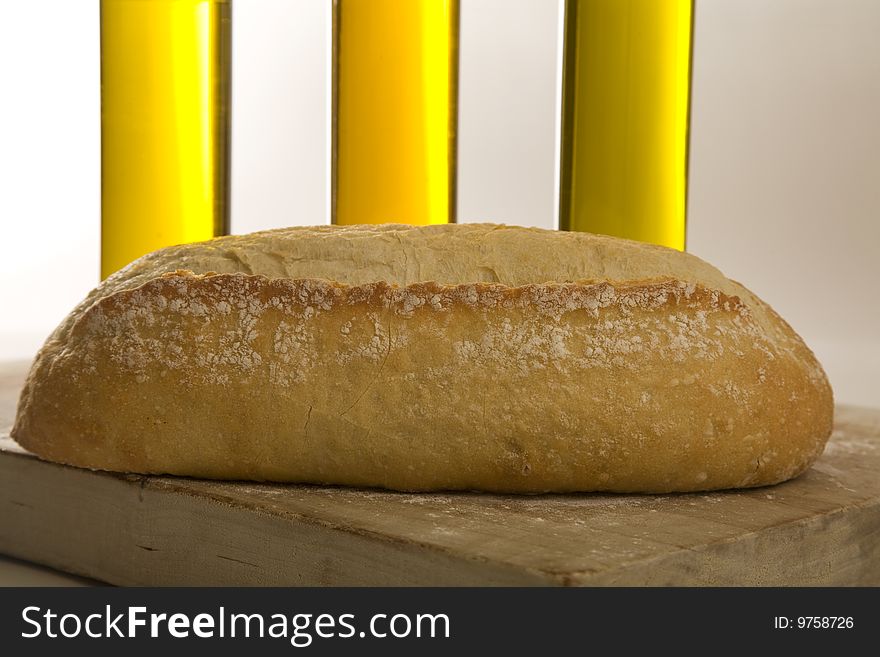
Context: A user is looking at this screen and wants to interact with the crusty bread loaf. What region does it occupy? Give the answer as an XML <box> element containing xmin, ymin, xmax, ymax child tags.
<box><xmin>11</xmin><ymin>224</ymin><xmax>832</xmax><ymax>492</ymax></box>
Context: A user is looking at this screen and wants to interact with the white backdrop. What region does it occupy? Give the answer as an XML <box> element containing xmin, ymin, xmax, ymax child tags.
<box><xmin>1</xmin><ymin>0</ymin><xmax>878</xmax><ymax>406</ymax></box>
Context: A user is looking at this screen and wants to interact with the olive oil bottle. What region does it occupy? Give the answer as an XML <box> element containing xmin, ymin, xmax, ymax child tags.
<box><xmin>101</xmin><ymin>0</ymin><xmax>230</xmax><ymax>279</ymax></box>
<box><xmin>332</xmin><ymin>0</ymin><xmax>459</xmax><ymax>226</ymax></box>
<box><xmin>559</xmin><ymin>0</ymin><xmax>693</xmax><ymax>250</ymax></box>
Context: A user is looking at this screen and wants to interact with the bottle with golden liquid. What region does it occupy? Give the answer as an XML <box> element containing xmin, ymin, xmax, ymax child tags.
<box><xmin>101</xmin><ymin>0</ymin><xmax>230</xmax><ymax>279</ymax></box>
<box><xmin>332</xmin><ymin>0</ymin><xmax>459</xmax><ymax>226</ymax></box>
<box><xmin>559</xmin><ymin>0</ymin><xmax>693</xmax><ymax>250</ymax></box>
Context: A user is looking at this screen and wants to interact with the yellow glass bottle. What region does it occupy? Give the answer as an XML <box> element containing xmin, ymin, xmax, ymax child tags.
<box><xmin>101</xmin><ymin>0</ymin><xmax>230</xmax><ymax>279</ymax></box>
<box><xmin>332</xmin><ymin>0</ymin><xmax>459</xmax><ymax>226</ymax></box>
<box><xmin>559</xmin><ymin>0</ymin><xmax>693</xmax><ymax>250</ymax></box>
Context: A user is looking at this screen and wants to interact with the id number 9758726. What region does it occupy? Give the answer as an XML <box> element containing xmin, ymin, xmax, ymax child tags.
<box><xmin>773</xmin><ymin>617</ymin><xmax>854</xmax><ymax>629</ymax></box>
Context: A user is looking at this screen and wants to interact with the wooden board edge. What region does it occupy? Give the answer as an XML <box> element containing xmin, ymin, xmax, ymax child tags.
<box><xmin>0</xmin><ymin>448</ymin><xmax>553</xmax><ymax>586</ymax></box>
<box><xmin>564</xmin><ymin>499</ymin><xmax>880</xmax><ymax>586</ymax></box>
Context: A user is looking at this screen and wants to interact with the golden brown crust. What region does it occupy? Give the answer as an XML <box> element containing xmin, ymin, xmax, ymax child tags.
<box><xmin>12</xmin><ymin>249</ymin><xmax>833</xmax><ymax>493</ymax></box>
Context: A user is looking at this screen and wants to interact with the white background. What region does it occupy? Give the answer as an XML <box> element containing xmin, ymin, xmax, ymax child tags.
<box><xmin>0</xmin><ymin>0</ymin><xmax>878</xmax><ymax>406</ymax></box>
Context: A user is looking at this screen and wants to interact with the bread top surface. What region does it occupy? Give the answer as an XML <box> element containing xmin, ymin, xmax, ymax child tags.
<box><xmin>108</xmin><ymin>223</ymin><xmax>739</xmax><ymax>290</ymax></box>
<box><xmin>42</xmin><ymin>223</ymin><xmax>777</xmax><ymax>350</ymax></box>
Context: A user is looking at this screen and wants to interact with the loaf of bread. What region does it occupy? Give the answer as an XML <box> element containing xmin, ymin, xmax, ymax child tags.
<box><xmin>12</xmin><ymin>224</ymin><xmax>832</xmax><ymax>492</ymax></box>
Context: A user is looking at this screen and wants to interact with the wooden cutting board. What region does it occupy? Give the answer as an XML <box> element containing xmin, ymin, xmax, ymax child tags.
<box><xmin>0</xmin><ymin>360</ymin><xmax>878</xmax><ymax>586</ymax></box>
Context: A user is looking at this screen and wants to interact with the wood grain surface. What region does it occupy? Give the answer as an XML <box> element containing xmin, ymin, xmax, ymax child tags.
<box><xmin>0</xmin><ymin>361</ymin><xmax>877</xmax><ymax>585</ymax></box>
